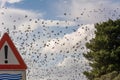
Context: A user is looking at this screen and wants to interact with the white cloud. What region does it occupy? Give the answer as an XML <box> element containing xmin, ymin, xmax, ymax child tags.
<box><xmin>7</xmin><ymin>0</ymin><xmax>22</xmax><ymax>3</ymax></box>
<box><xmin>40</xmin><ymin>19</ymin><xmax>75</xmax><ymax>27</ymax></box>
<box><xmin>56</xmin><ymin>0</ymin><xmax>120</xmax><ymax>24</ymax></box>
<box><xmin>18</xmin><ymin>19</ymin><xmax>75</xmax><ymax>32</ymax></box>
<box><xmin>42</xmin><ymin>24</ymin><xmax>95</xmax><ymax>54</ymax></box>
<box><xmin>0</xmin><ymin>0</ymin><xmax>22</xmax><ymax>8</ymax></box>
<box><xmin>0</xmin><ymin>8</ymin><xmax>41</xmax><ymax>35</ymax></box>
<box><xmin>28</xmin><ymin>57</ymin><xmax>91</xmax><ymax>80</ymax></box>
<box><xmin>57</xmin><ymin>57</ymin><xmax>88</xmax><ymax>67</ymax></box>
<box><xmin>0</xmin><ymin>7</ymin><xmax>75</xmax><ymax>34</ymax></box>
<box><xmin>36</xmin><ymin>24</ymin><xmax>95</xmax><ymax>80</ymax></box>
<box><xmin>56</xmin><ymin>57</ymin><xmax>91</xmax><ymax>79</ymax></box>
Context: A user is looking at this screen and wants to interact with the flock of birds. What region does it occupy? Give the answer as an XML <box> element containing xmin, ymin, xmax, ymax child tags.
<box><xmin>0</xmin><ymin>6</ymin><xmax>120</xmax><ymax>80</ymax></box>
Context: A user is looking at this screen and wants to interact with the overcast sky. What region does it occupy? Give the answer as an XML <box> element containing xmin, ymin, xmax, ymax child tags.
<box><xmin>0</xmin><ymin>0</ymin><xmax>120</xmax><ymax>80</ymax></box>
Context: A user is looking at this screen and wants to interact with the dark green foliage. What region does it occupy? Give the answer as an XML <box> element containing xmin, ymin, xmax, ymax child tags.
<box><xmin>84</xmin><ymin>19</ymin><xmax>120</xmax><ymax>80</ymax></box>
<box><xmin>94</xmin><ymin>71</ymin><xmax>120</xmax><ymax>80</ymax></box>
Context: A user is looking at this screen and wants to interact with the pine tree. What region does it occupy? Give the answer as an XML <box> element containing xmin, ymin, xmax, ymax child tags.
<box><xmin>84</xmin><ymin>19</ymin><xmax>120</xmax><ymax>80</ymax></box>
